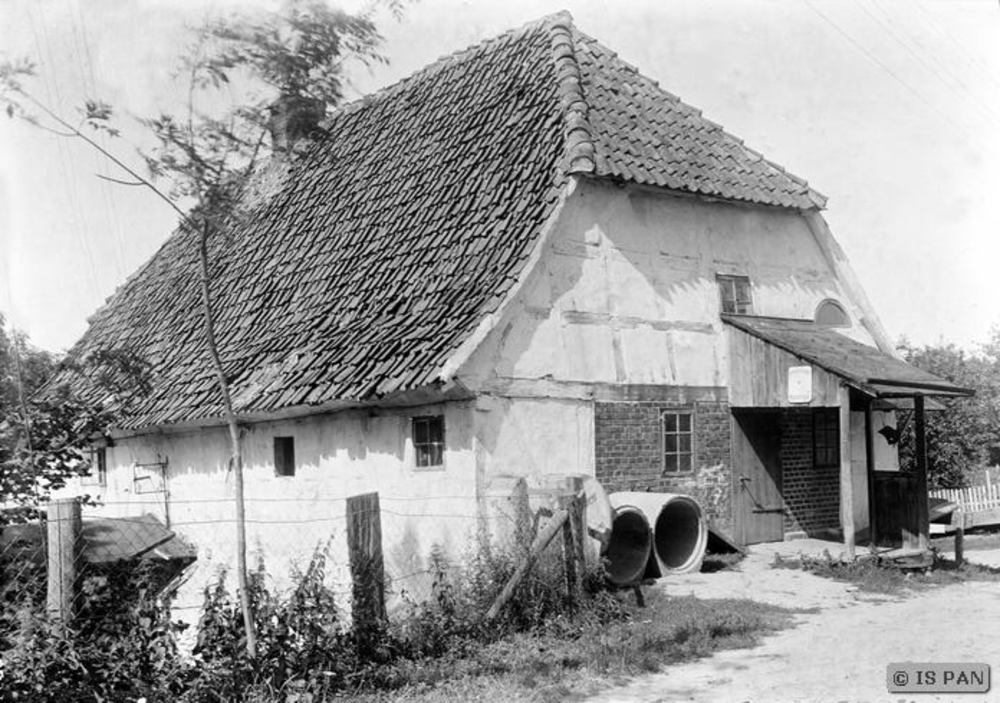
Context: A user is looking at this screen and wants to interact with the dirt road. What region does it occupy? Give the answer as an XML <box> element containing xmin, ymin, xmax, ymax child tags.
<box><xmin>586</xmin><ymin>541</ymin><xmax>1000</xmax><ymax>703</ymax></box>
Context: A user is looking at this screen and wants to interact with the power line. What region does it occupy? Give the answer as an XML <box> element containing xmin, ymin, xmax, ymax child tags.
<box><xmin>912</xmin><ymin>0</ymin><xmax>1000</xmax><ymax>91</ymax></box>
<box><xmin>71</xmin><ymin>0</ymin><xmax>129</xmax><ymax>281</ymax></box>
<box><xmin>804</xmin><ymin>0</ymin><xmax>980</xmax><ymax>144</ymax></box>
<box><xmin>27</xmin><ymin>3</ymin><xmax>107</xmax><ymax>301</ymax></box>
<box><xmin>859</xmin><ymin>0</ymin><xmax>999</xmax><ymax>127</ymax></box>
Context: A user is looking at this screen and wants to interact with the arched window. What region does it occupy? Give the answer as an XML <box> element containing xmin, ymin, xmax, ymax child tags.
<box><xmin>815</xmin><ymin>299</ymin><xmax>850</xmax><ymax>327</ymax></box>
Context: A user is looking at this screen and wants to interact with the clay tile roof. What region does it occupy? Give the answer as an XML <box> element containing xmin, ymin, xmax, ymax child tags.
<box><xmin>59</xmin><ymin>12</ymin><xmax>827</xmax><ymax>429</ymax></box>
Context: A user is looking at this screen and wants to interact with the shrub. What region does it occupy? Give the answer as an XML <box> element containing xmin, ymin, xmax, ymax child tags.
<box><xmin>1</xmin><ymin>560</ymin><xmax>189</xmax><ymax>702</ymax></box>
<box><xmin>183</xmin><ymin>545</ymin><xmax>359</xmax><ymax>702</ymax></box>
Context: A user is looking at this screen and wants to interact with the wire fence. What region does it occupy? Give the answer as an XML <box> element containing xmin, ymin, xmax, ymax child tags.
<box><xmin>1</xmin><ymin>483</ymin><xmax>586</xmax><ymax>649</ymax></box>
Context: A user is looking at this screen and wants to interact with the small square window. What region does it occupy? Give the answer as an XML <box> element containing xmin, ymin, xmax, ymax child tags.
<box><xmin>662</xmin><ymin>409</ymin><xmax>694</xmax><ymax>474</ymax></box>
<box><xmin>413</xmin><ymin>416</ymin><xmax>444</xmax><ymax>468</ymax></box>
<box><xmin>274</xmin><ymin>437</ymin><xmax>295</xmax><ymax>477</ymax></box>
<box><xmin>813</xmin><ymin>410</ymin><xmax>839</xmax><ymax>467</ymax></box>
<box><xmin>82</xmin><ymin>447</ymin><xmax>107</xmax><ymax>486</ymax></box>
<box><xmin>718</xmin><ymin>275</ymin><xmax>753</xmax><ymax>315</ymax></box>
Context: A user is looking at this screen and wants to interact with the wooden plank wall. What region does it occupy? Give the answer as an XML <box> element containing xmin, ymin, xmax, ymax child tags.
<box><xmin>729</xmin><ymin>327</ymin><xmax>841</xmax><ymax>407</ymax></box>
<box><xmin>872</xmin><ymin>471</ymin><xmax>920</xmax><ymax>549</ymax></box>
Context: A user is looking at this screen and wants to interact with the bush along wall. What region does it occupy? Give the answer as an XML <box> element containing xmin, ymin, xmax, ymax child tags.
<box><xmin>0</xmin><ymin>534</ymin><xmax>620</xmax><ymax>703</ymax></box>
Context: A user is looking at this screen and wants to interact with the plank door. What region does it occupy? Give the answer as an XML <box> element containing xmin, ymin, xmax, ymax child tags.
<box><xmin>733</xmin><ymin>411</ymin><xmax>784</xmax><ymax>545</ymax></box>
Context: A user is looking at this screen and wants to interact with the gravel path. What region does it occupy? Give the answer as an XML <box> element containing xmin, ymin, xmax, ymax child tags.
<box><xmin>585</xmin><ymin>541</ymin><xmax>1000</xmax><ymax>703</ymax></box>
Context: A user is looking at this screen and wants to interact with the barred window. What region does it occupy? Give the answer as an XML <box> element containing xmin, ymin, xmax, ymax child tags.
<box><xmin>662</xmin><ymin>410</ymin><xmax>694</xmax><ymax>474</ymax></box>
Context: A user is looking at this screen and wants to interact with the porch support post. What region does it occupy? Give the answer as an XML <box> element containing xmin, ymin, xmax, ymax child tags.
<box><xmin>839</xmin><ymin>384</ymin><xmax>855</xmax><ymax>560</ymax></box>
<box><xmin>914</xmin><ymin>394</ymin><xmax>930</xmax><ymax>553</ymax></box>
<box><xmin>864</xmin><ymin>402</ymin><xmax>877</xmax><ymax>545</ymax></box>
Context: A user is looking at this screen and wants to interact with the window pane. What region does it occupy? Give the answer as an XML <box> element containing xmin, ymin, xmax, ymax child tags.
<box><xmin>664</xmin><ymin>434</ymin><xmax>677</xmax><ymax>453</ymax></box>
<box><xmin>719</xmin><ymin>276</ymin><xmax>752</xmax><ymax>315</ymax></box>
<box><xmin>662</xmin><ymin>413</ymin><xmax>677</xmax><ymax>432</ymax></box>
<box><xmin>664</xmin><ymin>454</ymin><xmax>678</xmax><ymax>473</ymax></box>
<box><xmin>414</xmin><ymin>418</ymin><xmax>428</xmax><ymax>444</ymax></box>
<box><xmin>679</xmin><ymin>435</ymin><xmax>691</xmax><ymax>453</ymax></box>
<box><xmin>678</xmin><ymin>414</ymin><xmax>691</xmax><ymax>432</ymax></box>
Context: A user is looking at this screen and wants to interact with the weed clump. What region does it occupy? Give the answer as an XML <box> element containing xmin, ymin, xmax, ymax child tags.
<box><xmin>771</xmin><ymin>548</ymin><xmax>1000</xmax><ymax>594</ymax></box>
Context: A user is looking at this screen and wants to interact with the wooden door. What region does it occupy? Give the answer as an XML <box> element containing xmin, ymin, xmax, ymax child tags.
<box><xmin>733</xmin><ymin>411</ymin><xmax>784</xmax><ymax>545</ymax></box>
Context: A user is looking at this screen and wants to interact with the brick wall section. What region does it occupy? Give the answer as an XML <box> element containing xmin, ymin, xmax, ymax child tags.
<box><xmin>594</xmin><ymin>400</ymin><xmax>733</xmax><ymax>533</ymax></box>
<box><xmin>781</xmin><ymin>409</ymin><xmax>840</xmax><ymax>535</ymax></box>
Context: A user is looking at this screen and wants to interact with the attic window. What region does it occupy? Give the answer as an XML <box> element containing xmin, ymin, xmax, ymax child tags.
<box><xmin>718</xmin><ymin>275</ymin><xmax>753</xmax><ymax>315</ymax></box>
<box><xmin>274</xmin><ymin>437</ymin><xmax>295</xmax><ymax>477</ymax></box>
<box><xmin>413</xmin><ymin>416</ymin><xmax>444</xmax><ymax>468</ymax></box>
<box><xmin>815</xmin><ymin>299</ymin><xmax>850</xmax><ymax>327</ymax></box>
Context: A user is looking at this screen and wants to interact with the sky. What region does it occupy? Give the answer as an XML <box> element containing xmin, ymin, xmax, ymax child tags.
<box><xmin>1</xmin><ymin>0</ymin><xmax>998</xmax><ymax>355</ymax></box>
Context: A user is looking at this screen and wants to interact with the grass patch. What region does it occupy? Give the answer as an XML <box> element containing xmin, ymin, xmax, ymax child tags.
<box><xmin>334</xmin><ymin>591</ymin><xmax>796</xmax><ymax>703</ymax></box>
<box><xmin>771</xmin><ymin>549</ymin><xmax>1000</xmax><ymax>594</ymax></box>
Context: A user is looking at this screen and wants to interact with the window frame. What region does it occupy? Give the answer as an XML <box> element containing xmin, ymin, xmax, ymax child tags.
<box><xmin>412</xmin><ymin>415</ymin><xmax>445</xmax><ymax>470</ymax></box>
<box><xmin>82</xmin><ymin>446</ymin><xmax>107</xmax><ymax>486</ymax></box>
<box><xmin>812</xmin><ymin>409</ymin><xmax>840</xmax><ymax>468</ymax></box>
<box><xmin>717</xmin><ymin>274</ymin><xmax>754</xmax><ymax>315</ymax></box>
<box><xmin>660</xmin><ymin>407</ymin><xmax>695</xmax><ymax>475</ymax></box>
<box><xmin>274</xmin><ymin>436</ymin><xmax>296</xmax><ymax>477</ymax></box>
<box><xmin>814</xmin><ymin>299</ymin><xmax>850</xmax><ymax>327</ymax></box>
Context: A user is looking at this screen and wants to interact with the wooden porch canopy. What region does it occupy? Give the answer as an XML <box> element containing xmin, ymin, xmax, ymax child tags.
<box><xmin>723</xmin><ymin>315</ymin><xmax>973</xmax><ymax>404</ymax></box>
<box><xmin>723</xmin><ymin>315</ymin><xmax>973</xmax><ymax>560</ymax></box>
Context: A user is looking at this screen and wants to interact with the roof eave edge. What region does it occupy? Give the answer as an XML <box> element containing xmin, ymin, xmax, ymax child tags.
<box><xmin>438</xmin><ymin>177</ymin><xmax>579</xmax><ymax>384</ymax></box>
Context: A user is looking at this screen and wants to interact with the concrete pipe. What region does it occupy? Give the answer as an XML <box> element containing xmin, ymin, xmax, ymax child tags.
<box><xmin>604</xmin><ymin>505</ymin><xmax>653</xmax><ymax>586</ymax></box>
<box><xmin>610</xmin><ymin>492</ymin><xmax>708</xmax><ymax>576</ymax></box>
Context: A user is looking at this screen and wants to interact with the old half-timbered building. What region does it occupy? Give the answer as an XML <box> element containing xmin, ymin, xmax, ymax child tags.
<box><xmin>55</xmin><ymin>11</ymin><xmax>969</xmax><ymax>613</ymax></box>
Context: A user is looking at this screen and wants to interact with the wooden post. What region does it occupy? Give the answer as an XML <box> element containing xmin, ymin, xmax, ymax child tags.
<box><xmin>954</xmin><ymin>509</ymin><xmax>965</xmax><ymax>566</ymax></box>
<box><xmin>560</xmin><ymin>481</ymin><xmax>586</xmax><ymax>610</ymax></box>
<box><xmin>486</xmin><ymin>508</ymin><xmax>569</xmax><ymax>621</ymax></box>
<box><xmin>838</xmin><ymin>385</ymin><xmax>856</xmax><ymax>560</ymax></box>
<box><xmin>864</xmin><ymin>403</ymin><xmax>877</xmax><ymax>545</ymax></box>
<box><xmin>346</xmin><ymin>492</ymin><xmax>385</xmax><ymax>639</ymax></box>
<box><xmin>46</xmin><ymin>498</ymin><xmax>81</xmax><ymax>624</ymax></box>
<box><xmin>914</xmin><ymin>395</ymin><xmax>930</xmax><ymax>553</ymax></box>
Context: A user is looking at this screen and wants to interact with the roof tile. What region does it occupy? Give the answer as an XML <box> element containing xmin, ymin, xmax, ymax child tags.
<box><xmin>59</xmin><ymin>13</ymin><xmax>829</xmax><ymax>429</ymax></box>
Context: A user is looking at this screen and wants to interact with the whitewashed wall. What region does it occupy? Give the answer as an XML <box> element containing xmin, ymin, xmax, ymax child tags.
<box><xmin>458</xmin><ymin>179</ymin><xmax>874</xmax><ymax>393</ymax></box>
<box><xmin>75</xmin><ymin>401</ymin><xmax>480</xmax><ymax>623</ymax></box>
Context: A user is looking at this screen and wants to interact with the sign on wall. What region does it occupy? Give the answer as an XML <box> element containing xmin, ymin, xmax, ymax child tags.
<box><xmin>788</xmin><ymin>366</ymin><xmax>813</xmax><ymax>404</ymax></box>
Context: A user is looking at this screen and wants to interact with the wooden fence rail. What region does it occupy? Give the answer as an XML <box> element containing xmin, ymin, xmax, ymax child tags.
<box><xmin>930</xmin><ymin>484</ymin><xmax>1000</xmax><ymax>513</ymax></box>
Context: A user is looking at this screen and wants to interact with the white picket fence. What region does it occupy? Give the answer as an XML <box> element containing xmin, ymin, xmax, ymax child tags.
<box><xmin>930</xmin><ymin>471</ymin><xmax>1000</xmax><ymax>514</ymax></box>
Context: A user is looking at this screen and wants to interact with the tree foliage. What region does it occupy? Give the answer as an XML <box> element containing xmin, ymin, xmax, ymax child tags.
<box><xmin>0</xmin><ymin>318</ymin><xmax>149</xmax><ymax>519</ymax></box>
<box><xmin>2</xmin><ymin>0</ymin><xmax>402</xmax><ymax>657</ymax></box>
<box><xmin>897</xmin><ymin>331</ymin><xmax>1000</xmax><ymax>488</ymax></box>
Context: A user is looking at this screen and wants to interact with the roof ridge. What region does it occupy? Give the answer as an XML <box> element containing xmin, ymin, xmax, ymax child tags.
<box><xmin>320</xmin><ymin>12</ymin><xmax>564</xmax><ymax>126</ymax></box>
<box><xmin>548</xmin><ymin>12</ymin><xmax>595</xmax><ymax>175</ymax></box>
<box><xmin>567</xmin><ymin>27</ymin><xmax>828</xmax><ymax>209</ymax></box>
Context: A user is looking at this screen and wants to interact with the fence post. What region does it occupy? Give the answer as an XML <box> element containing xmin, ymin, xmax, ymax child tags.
<box><xmin>953</xmin><ymin>508</ymin><xmax>965</xmax><ymax>566</ymax></box>
<box><xmin>561</xmin><ymin>477</ymin><xmax>586</xmax><ymax>610</ymax></box>
<box><xmin>346</xmin><ymin>492</ymin><xmax>385</xmax><ymax>644</ymax></box>
<box><xmin>46</xmin><ymin>498</ymin><xmax>81</xmax><ymax>625</ymax></box>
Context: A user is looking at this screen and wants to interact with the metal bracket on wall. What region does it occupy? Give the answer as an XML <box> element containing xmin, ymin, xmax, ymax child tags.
<box><xmin>133</xmin><ymin>456</ymin><xmax>169</xmax><ymax>495</ymax></box>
